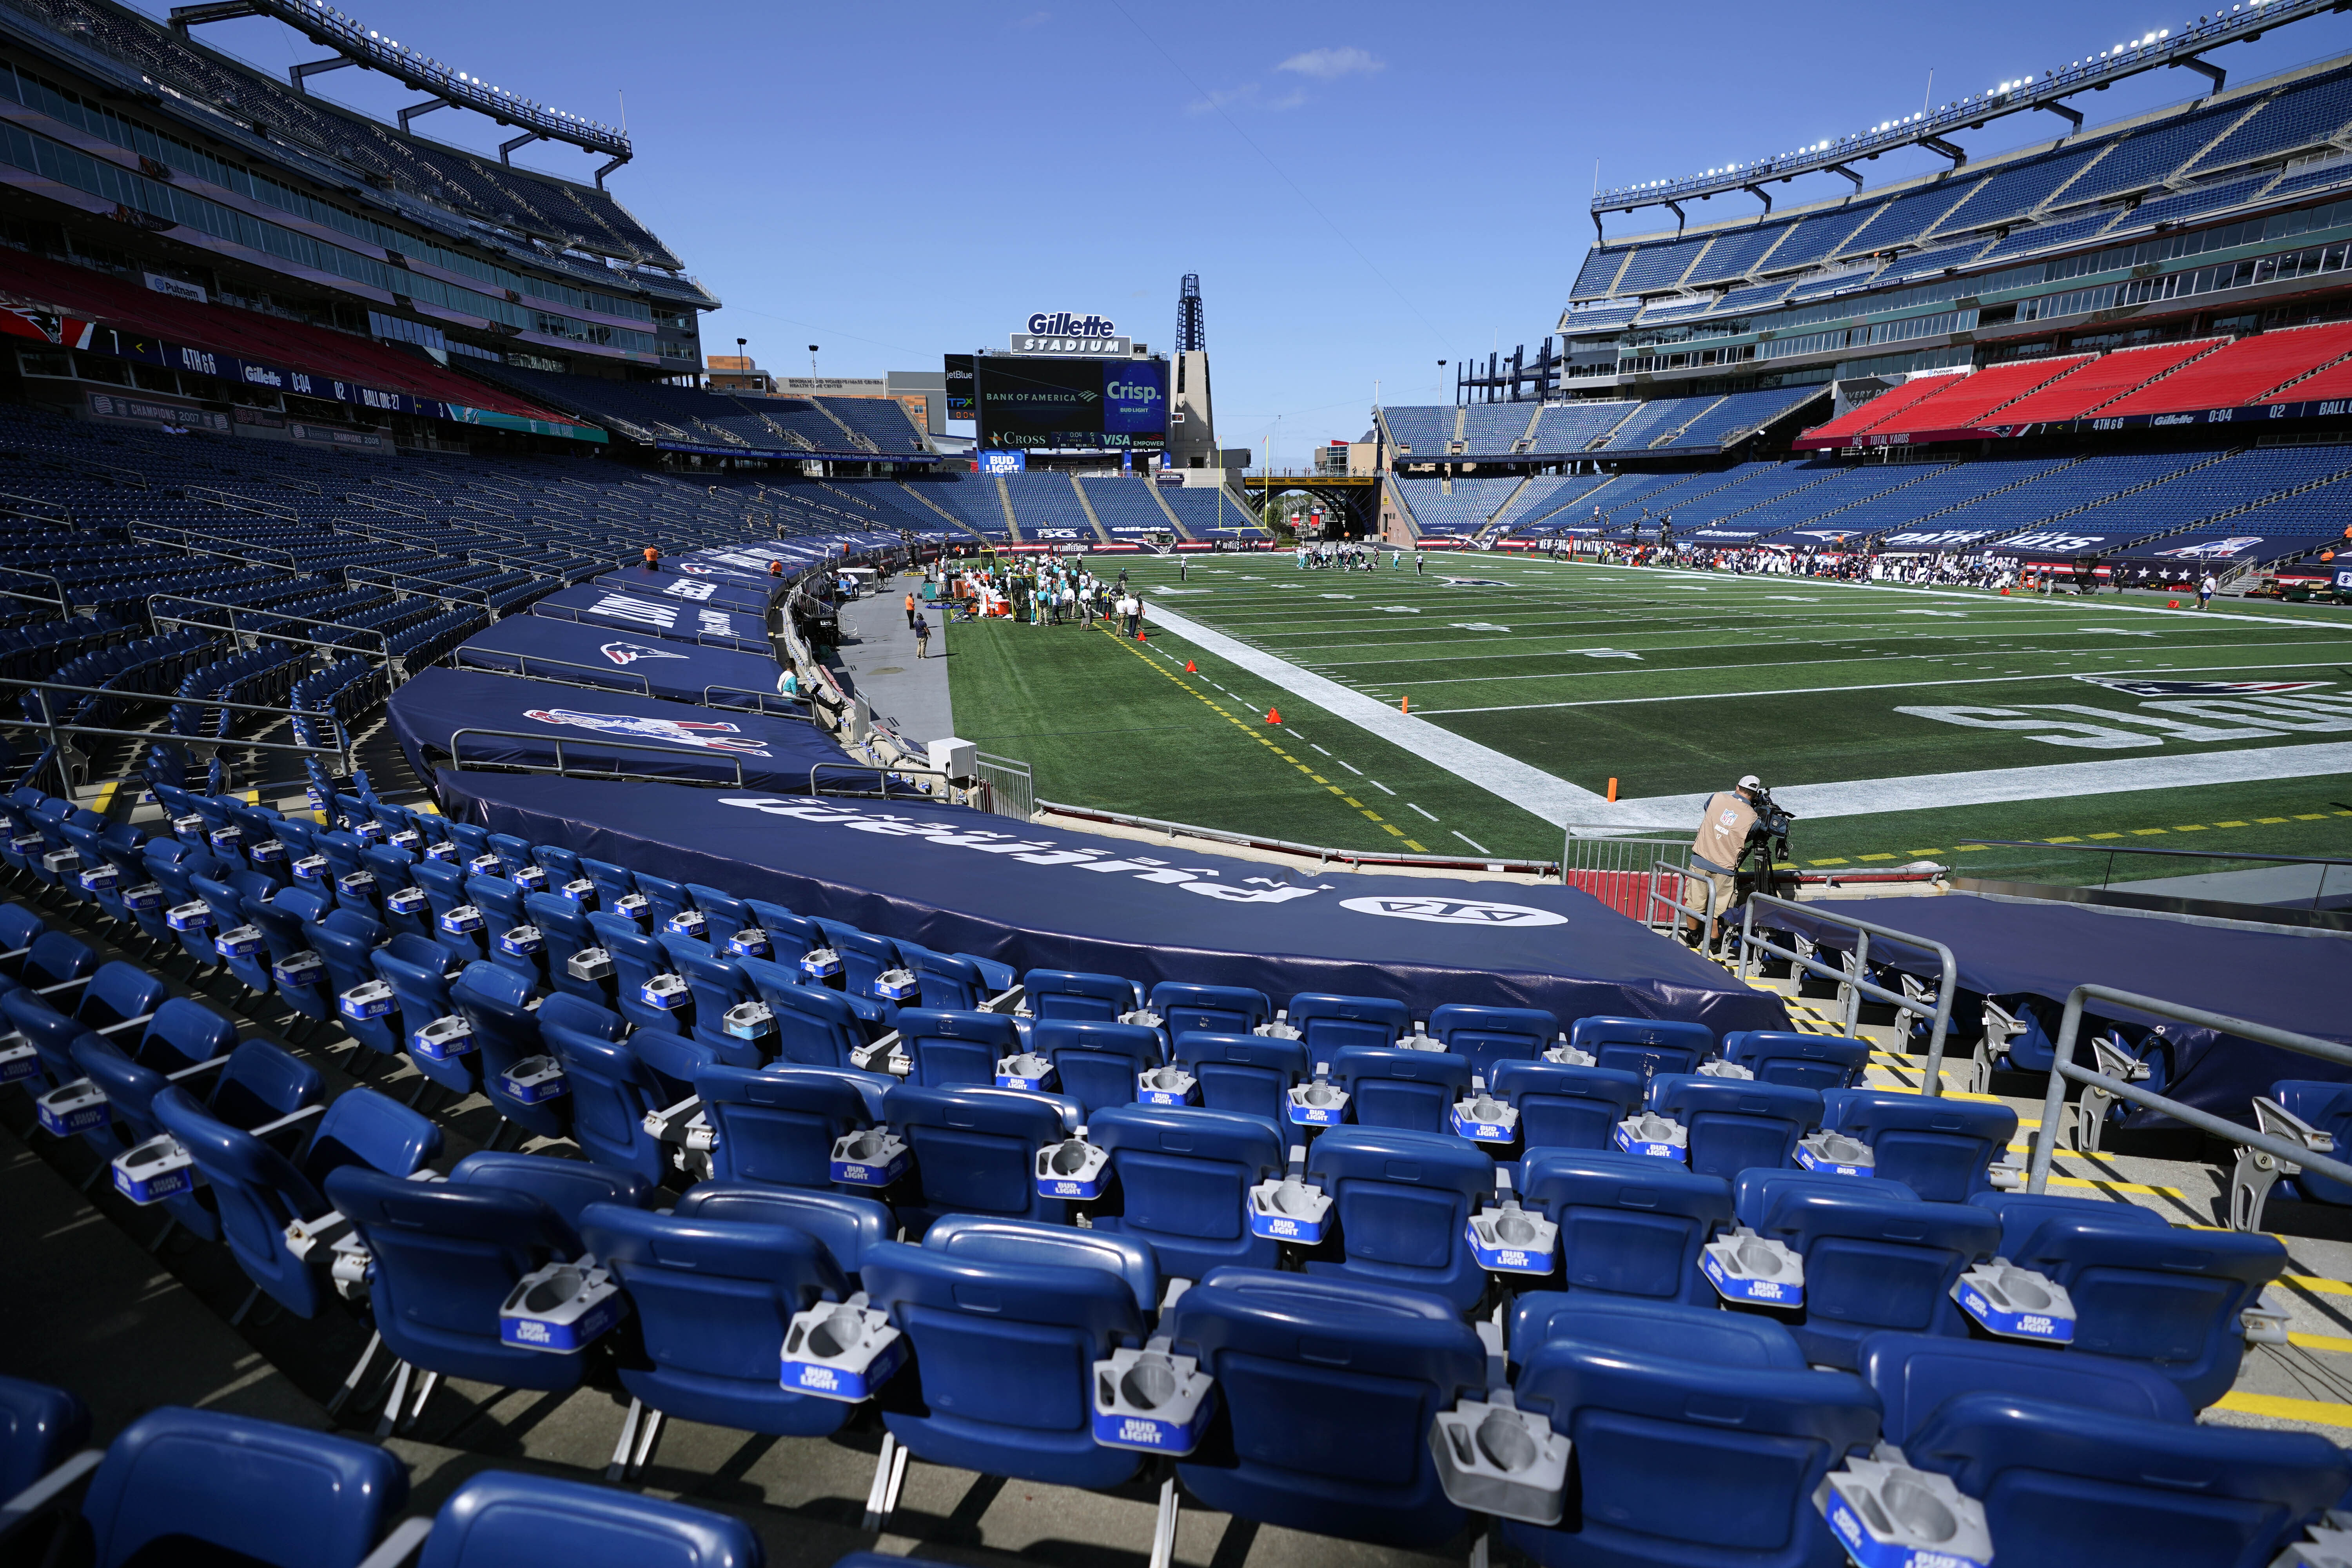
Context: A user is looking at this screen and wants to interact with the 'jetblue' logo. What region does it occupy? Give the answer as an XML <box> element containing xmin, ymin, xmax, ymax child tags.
<box><xmin>522</xmin><ymin>708</ymin><xmax>773</xmax><ymax>757</ymax></box>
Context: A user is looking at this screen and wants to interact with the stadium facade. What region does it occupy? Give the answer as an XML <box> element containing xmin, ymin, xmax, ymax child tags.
<box><xmin>1374</xmin><ymin>38</ymin><xmax>2352</xmax><ymax>590</ymax></box>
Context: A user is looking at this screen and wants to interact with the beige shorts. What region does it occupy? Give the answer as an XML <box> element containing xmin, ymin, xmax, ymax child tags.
<box><xmin>1684</xmin><ymin>868</ymin><xmax>1736</xmax><ymax>922</ymax></box>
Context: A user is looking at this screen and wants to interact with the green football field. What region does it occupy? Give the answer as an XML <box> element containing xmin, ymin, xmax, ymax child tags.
<box><xmin>944</xmin><ymin>552</ymin><xmax>2352</xmax><ymax>887</ymax></box>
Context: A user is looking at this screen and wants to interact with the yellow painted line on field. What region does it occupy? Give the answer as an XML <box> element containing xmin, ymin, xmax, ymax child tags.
<box><xmin>2212</xmin><ymin>1391</ymin><xmax>2352</xmax><ymax>1429</ymax></box>
<box><xmin>2288</xmin><ymin>1275</ymin><xmax>2352</xmax><ymax>1297</ymax></box>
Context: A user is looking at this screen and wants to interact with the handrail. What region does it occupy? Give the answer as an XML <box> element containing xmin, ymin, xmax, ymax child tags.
<box><xmin>0</xmin><ymin>673</ymin><xmax>309</xmax><ymax>724</ymax></box>
<box><xmin>702</xmin><ymin>684</ymin><xmax>814</xmax><ymax>722</ymax></box>
<box><xmin>1735</xmin><ymin>892</ymin><xmax>1958</xmax><ymax>1098</ymax></box>
<box><xmin>447</xmin><ymin>728</ymin><xmax>744</xmax><ymax>788</ymax></box>
<box><xmin>1957</xmin><ymin>837</ymin><xmax>2352</xmax><ymax>869</ymax></box>
<box><xmin>2025</xmin><ymin>982</ymin><xmax>2352</xmax><ymax>1197</ymax></box>
<box><xmin>0</xmin><ymin>565</ymin><xmax>68</xmax><ymax>616</ymax></box>
<box><xmin>146</xmin><ymin>594</ymin><xmax>391</xmax><ymax>656</ymax></box>
<box><xmin>450</xmin><ymin>648</ymin><xmax>652</xmax><ymax>697</ymax></box>
<box><xmin>809</xmin><ymin>760</ymin><xmax>932</xmax><ymax>799</ymax></box>
<box><xmin>339</xmin><ymin>566</ymin><xmax>494</xmax><ymax>612</ymax></box>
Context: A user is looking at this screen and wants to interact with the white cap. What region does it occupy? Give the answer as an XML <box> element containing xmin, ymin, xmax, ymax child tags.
<box><xmin>1737</xmin><ymin>775</ymin><xmax>1761</xmax><ymax>790</ymax></box>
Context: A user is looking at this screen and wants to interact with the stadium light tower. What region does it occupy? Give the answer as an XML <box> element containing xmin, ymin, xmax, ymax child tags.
<box><xmin>809</xmin><ymin>345</ymin><xmax>820</xmax><ymax>377</ymax></box>
<box><xmin>1177</xmin><ymin>273</ymin><xmax>1205</xmax><ymax>354</ymax></box>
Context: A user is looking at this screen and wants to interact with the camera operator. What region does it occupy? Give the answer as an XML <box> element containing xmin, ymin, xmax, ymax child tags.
<box><xmin>1683</xmin><ymin>774</ymin><xmax>1762</xmax><ymax>950</ymax></box>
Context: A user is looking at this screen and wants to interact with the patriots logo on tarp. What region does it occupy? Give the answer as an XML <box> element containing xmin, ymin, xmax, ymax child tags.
<box><xmin>598</xmin><ymin>641</ymin><xmax>687</xmax><ymax>666</ymax></box>
<box><xmin>523</xmin><ymin>708</ymin><xmax>772</xmax><ymax>757</ymax></box>
<box><xmin>2073</xmin><ymin>677</ymin><xmax>2331</xmax><ymax>698</ymax></box>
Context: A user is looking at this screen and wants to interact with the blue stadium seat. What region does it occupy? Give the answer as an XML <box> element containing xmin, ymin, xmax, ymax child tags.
<box><xmin>1517</xmin><ymin>1146</ymin><xmax>1737</xmax><ymax>1307</ymax></box>
<box><xmin>396</xmin><ymin>1470</ymin><xmax>762</xmax><ymax>1568</ymax></box>
<box><xmin>1033</xmin><ymin>1018</ymin><xmax>1162</xmax><ymax>1119</ymax></box>
<box><xmin>328</xmin><ymin>1165</ymin><xmax>604</xmax><ymax>1409</ymax></box>
<box><xmin>894</xmin><ymin>1007</ymin><xmax>1020</xmax><ymax>1089</ymax></box>
<box><xmin>1300</xmin><ymin>1127</ymin><xmax>1494</xmax><ymax>1311</ymax></box>
<box><xmin>693</xmin><ymin>1063</ymin><xmax>888</xmax><ymax>1192</ymax></box>
<box><xmin>1905</xmin><ymin>1395</ymin><xmax>2350</xmax><ymax>1568</ymax></box>
<box><xmin>906</xmin><ymin>946</ymin><xmax>1005</xmax><ymax>1012</ymax></box>
<box><xmin>861</xmin><ymin>1218</ymin><xmax>1153</xmax><ymax>1497</ymax></box>
<box><xmin>1974</xmin><ymin>1191</ymin><xmax>2285</xmax><ymax>1409</ymax></box>
<box><xmin>1501</xmin><ymin>1329</ymin><xmax>1878</xmax><ymax>1568</ymax></box>
<box><xmin>1858</xmin><ymin>1330</ymin><xmax>2190</xmax><ymax>1448</ymax></box>
<box><xmin>736</xmin><ymin>958</ymin><xmax>878</xmax><ymax>1068</ymax></box>
<box><xmin>1568</xmin><ymin>1016</ymin><xmax>1713</xmax><ymax>1078</ymax></box>
<box><xmin>0</xmin><ymin>1373</ymin><xmax>90</xmax><ymax>1502</ymax></box>
<box><xmin>1023</xmin><ymin>967</ymin><xmax>1141</xmax><ymax>1022</ymax></box>
<box><xmin>1490</xmin><ymin>1060</ymin><xmax>1644</xmax><ymax>1152</ymax></box>
<box><xmin>670</xmin><ymin>1184</ymin><xmax>893</xmax><ymax>1278</ymax></box>
<box><xmin>372</xmin><ymin>935</ymin><xmax>481</xmax><ymax>1100</ymax></box>
<box><xmin>452</xmin><ymin>964</ymin><xmax>625</xmax><ymax>1143</ymax></box>
<box><xmin>1428</xmin><ymin>1004</ymin><xmax>1558</xmax><ymax>1081</ymax></box>
<box><xmin>466</xmin><ymin>875</ymin><xmax>542</xmax><ymax>988</ymax></box>
<box><xmin>881</xmin><ymin>1083</ymin><xmax>1080</xmax><ymax>1233</ymax></box>
<box><xmin>154</xmin><ymin>1084</ymin><xmax>435</xmax><ymax>1318</ymax></box>
<box><xmin>1645</xmin><ymin>1074</ymin><xmax>1822</xmax><ymax>1180</ymax></box>
<box><xmin>1329</xmin><ymin>1044</ymin><xmax>1472</xmax><ymax>1134</ymax></box>
<box><xmin>1509</xmin><ymin>1292</ymin><xmax>1806</xmax><ymax>1369</ymax></box>
<box><xmin>524</xmin><ymin>890</ymin><xmax>604</xmax><ymax>1004</ymax></box>
<box><xmin>74</xmin><ymin>1034</ymin><xmax>323</xmax><ymax>1240</ymax></box>
<box><xmin>413</xmin><ymin>860</ymin><xmax>488</xmax><ymax>964</ymax></box>
<box><xmin>2242</xmin><ymin>1080</ymin><xmax>2352</xmax><ymax>1219</ymax></box>
<box><xmin>1820</xmin><ymin>1089</ymin><xmax>2016</xmax><ymax>1201</ymax></box>
<box><xmin>582</xmin><ymin>1202</ymin><xmax>853</xmax><ymax>1467</ymax></box>
<box><xmin>1165</xmin><ymin>1269</ymin><xmax>1486</xmax><ymax>1547</ymax></box>
<box><xmin>1170</xmin><ymin>1031</ymin><xmax>1307</xmax><ymax>1128</ymax></box>
<box><xmin>1719</xmin><ymin>1030</ymin><xmax>1872</xmax><ymax>1091</ymax></box>
<box><xmin>1089</xmin><ymin>1104</ymin><xmax>1288</xmax><ymax>1281</ymax></box>
<box><xmin>589</xmin><ymin>916</ymin><xmax>684</xmax><ymax>1035</ymax></box>
<box><xmin>78</xmin><ymin>1406</ymin><xmax>407</xmax><ymax>1568</ymax></box>
<box><xmin>657</xmin><ymin>935</ymin><xmax>760</xmax><ymax>1067</ymax></box>
<box><xmin>443</xmin><ymin>1152</ymin><xmax>651</xmax><ymax>1247</ymax></box>
<box><xmin>548</xmin><ymin>1027</ymin><xmax>674</xmax><ymax>1185</ymax></box>
<box><xmin>1148</xmin><ymin>982</ymin><xmax>1271</xmax><ymax>1037</ymax></box>
<box><xmin>1739</xmin><ymin>1170</ymin><xmax>1999</xmax><ymax>1369</ymax></box>
<box><xmin>1287</xmin><ymin>992</ymin><xmax>1410</xmax><ymax>1054</ymax></box>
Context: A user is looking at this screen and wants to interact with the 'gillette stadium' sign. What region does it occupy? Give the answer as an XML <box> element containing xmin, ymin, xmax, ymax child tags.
<box><xmin>1011</xmin><ymin>312</ymin><xmax>1131</xmax><ymax>356</ymax></box>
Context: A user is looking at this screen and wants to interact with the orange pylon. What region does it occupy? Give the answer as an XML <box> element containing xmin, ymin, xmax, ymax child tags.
<box><xmin>1184</xmin><ymin>660</ymin><xmax>1197</xmax><ymax>673</ymax></box>
<box><xmin>1401</xmin><ymin>694</ymin><xmax>1409</xmax><ymax>713</ymax></box>
<box><xmin>1266</xmin><ymin>708</ymin><xmax>1281</xmax><ymax>724</ymax></box>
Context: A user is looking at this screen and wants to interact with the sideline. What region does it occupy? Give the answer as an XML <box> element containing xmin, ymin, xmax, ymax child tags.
<box><xmin>1137</xmin><ymin>602</ymin><xmax>1616</xmax><ymax>825</ymax></box>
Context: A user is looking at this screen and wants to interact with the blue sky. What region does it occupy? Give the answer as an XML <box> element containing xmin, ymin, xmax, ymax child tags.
<box><xmin>125</xmin><ymin>1</ymin><xmax>2352</xmax><ymax>470</ymax></box>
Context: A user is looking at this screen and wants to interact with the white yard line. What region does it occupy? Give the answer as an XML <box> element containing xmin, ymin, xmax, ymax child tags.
<box><xmin>1452</xmin><ymin>831</ymin><xmax>1492</xmax><ymax>853</ymax></box>
<box><xmin>1621</xmin><ymin>741</ymin><xmax>2352</xmax><ymax>823</ymax></box>
<box><xmin>1408</xmin><ymin>802</ymin><xmax>1438</xmax><ymax>820</ymax></box>
<box><xmin>1365</xmin><ymin>779</ymin><xmax>1396</xmax><ymax>795</ymax></box>
<box><xmin>1338</xmin><ymin>760</ymin><xmax>1364</xmax><ymax>775</ymax></box>
<box><xmin>1142</xmin><ymin>602</ymin><xmax>1613</xmax><ymax>823</ymax></box>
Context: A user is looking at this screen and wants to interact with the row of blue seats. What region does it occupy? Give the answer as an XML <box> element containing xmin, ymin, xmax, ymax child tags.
<box><xmin>0</xmin><ymin>1391</ymin><xmax>764</xmax><ymax>1566</ymax></box>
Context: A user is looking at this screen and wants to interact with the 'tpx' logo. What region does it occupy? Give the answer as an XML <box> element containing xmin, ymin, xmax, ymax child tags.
<box><xmin>1339</xmin><ymin>896</ymin><xmax>1565</xmax><ymax>928</ymax></box>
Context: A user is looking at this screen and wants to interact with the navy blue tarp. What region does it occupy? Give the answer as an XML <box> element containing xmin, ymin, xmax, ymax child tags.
<box><xmin>434</xmin><ymin>773</ymin><xmax>1790</xmax><ymax>1038</ymax></box>
<box><xmin>593</xmin><ymin>564</ymin><xmax>777</xmax><ymax>614</ymax></box>
<box><xmin>453</xmin><ymin>616</ymin><xmax>783</xmax><ymax>706</ymax></box>
<box><xmin>1758</xmin><ymin>894</ymin><xmax>2352</xmax><ymax>1126</ymax></box>
<box><xmin>532</xmin><ymin>584</ymin><xmax>770</xmax><ymax>651</ymax></box>
<box><xmin>388</xmin><ymin>668</ymin><xmax>858</xmax><ymax>793</ymax></box>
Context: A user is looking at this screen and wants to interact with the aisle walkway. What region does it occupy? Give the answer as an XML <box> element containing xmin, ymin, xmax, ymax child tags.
<box><xmin>829</xmin><ymin>575</ymin><xmax>955</xmax><ymax>745</ymax></box>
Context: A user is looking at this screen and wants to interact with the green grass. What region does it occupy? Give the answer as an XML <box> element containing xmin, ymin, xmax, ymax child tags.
<box><xmin>945</xmin><ymin>552</ymin><xmax>2352</xmax><ymax>877</ymax></box>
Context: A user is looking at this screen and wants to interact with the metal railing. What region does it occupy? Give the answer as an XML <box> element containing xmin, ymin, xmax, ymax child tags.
<box><xmin>450</xmin><ymin>648</ymin><xmax>653</xmax><ymax>697</ymax></box>
<box><xmin>1565</xmin><ymin>831</ymin><xmax>1691</xmax><ymax>921</ymax></box>
<box><xmin>446</xmin><ymin>728</ymin><xmax>746</xmax><ymax>788</ymax></box>
<box><xmin>2025</xmin><ymin>983</ymin><xmax>2352</xmax><ymax>1201</ymax></box>
<box><xmin>809</xmin><ymin>761</ymin><xmax>940</xmax><ymax>799</ymax></box>
<box><xmin>1732</xmin><ymin>893</ymin><xmax>1960</xmax><ymax>1098</ymax></box>
<box><xmin>4</xmin><ymin>677</ymin><xmax>354</xmax><ymax>793</ymax></box>
<box><xmin>147</xmin><ymin>595</ymin><xmax>390</xmax><ymax>661</ymax></box>
<box><xmin>1037</xmin><ymin>797</ymin><xmax>1562</xmax><ymax>875</ymax></box>
<box><xmin>0</xmin><ymin>566</ymin><xmax>69</xmax><ymax>617</ymax></box>
<box><xmin>975</xmin><ymin>752</ymin><xmax>1034</xmax><ymax>822</ymax></box>
<box><xmin>1957</xmin><ymin>837</ymin><xmax>2352</xmax><ymax>913</ymax></box>
<box><xmin>702</xmin><ymin>685</ymin><xmax>814</xmax><ymax>722</ymax></box>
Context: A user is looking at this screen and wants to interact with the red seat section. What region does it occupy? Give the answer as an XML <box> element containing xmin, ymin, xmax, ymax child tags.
<box><xmin>1990</xmin><ymin>338</ymin><xmax>2226</xmax><ymax>425</ymax></box>
<box><xmin>1798</xmin><ymin>375</ymin><xmax>1956</xmax><ymax>443</ymax></box>
<box><xmin>2100</xmin><ymin>323</ymin><xmax>2352</xmax><ymax>417</ymax></box>
<box><xmin>2260</xmin><ymin>347</ymin><xmax>2352</xmax><ymax>406</ymax></box>
<box><xmin>0</xmin><ymin>250</ymin><xmax>581</xmax><ymax>428</ymax></box>
<box><xmin>1865</xmin><ymin>356</ymin><xmax>2094</xmax><ymax>436</ymax></box>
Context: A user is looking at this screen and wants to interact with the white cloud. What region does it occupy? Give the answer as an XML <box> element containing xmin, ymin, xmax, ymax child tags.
<box><xmin>1276</xmin><ymin>46</ymin><xmax>1383</xmax><ymax>80</ymax></box>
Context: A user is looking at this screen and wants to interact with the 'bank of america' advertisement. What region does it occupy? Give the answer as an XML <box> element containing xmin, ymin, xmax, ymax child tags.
<box><xmin>973</xmin><ymin>358</ymin><xmax>1166</xmax><ymax>451</ymax></box>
